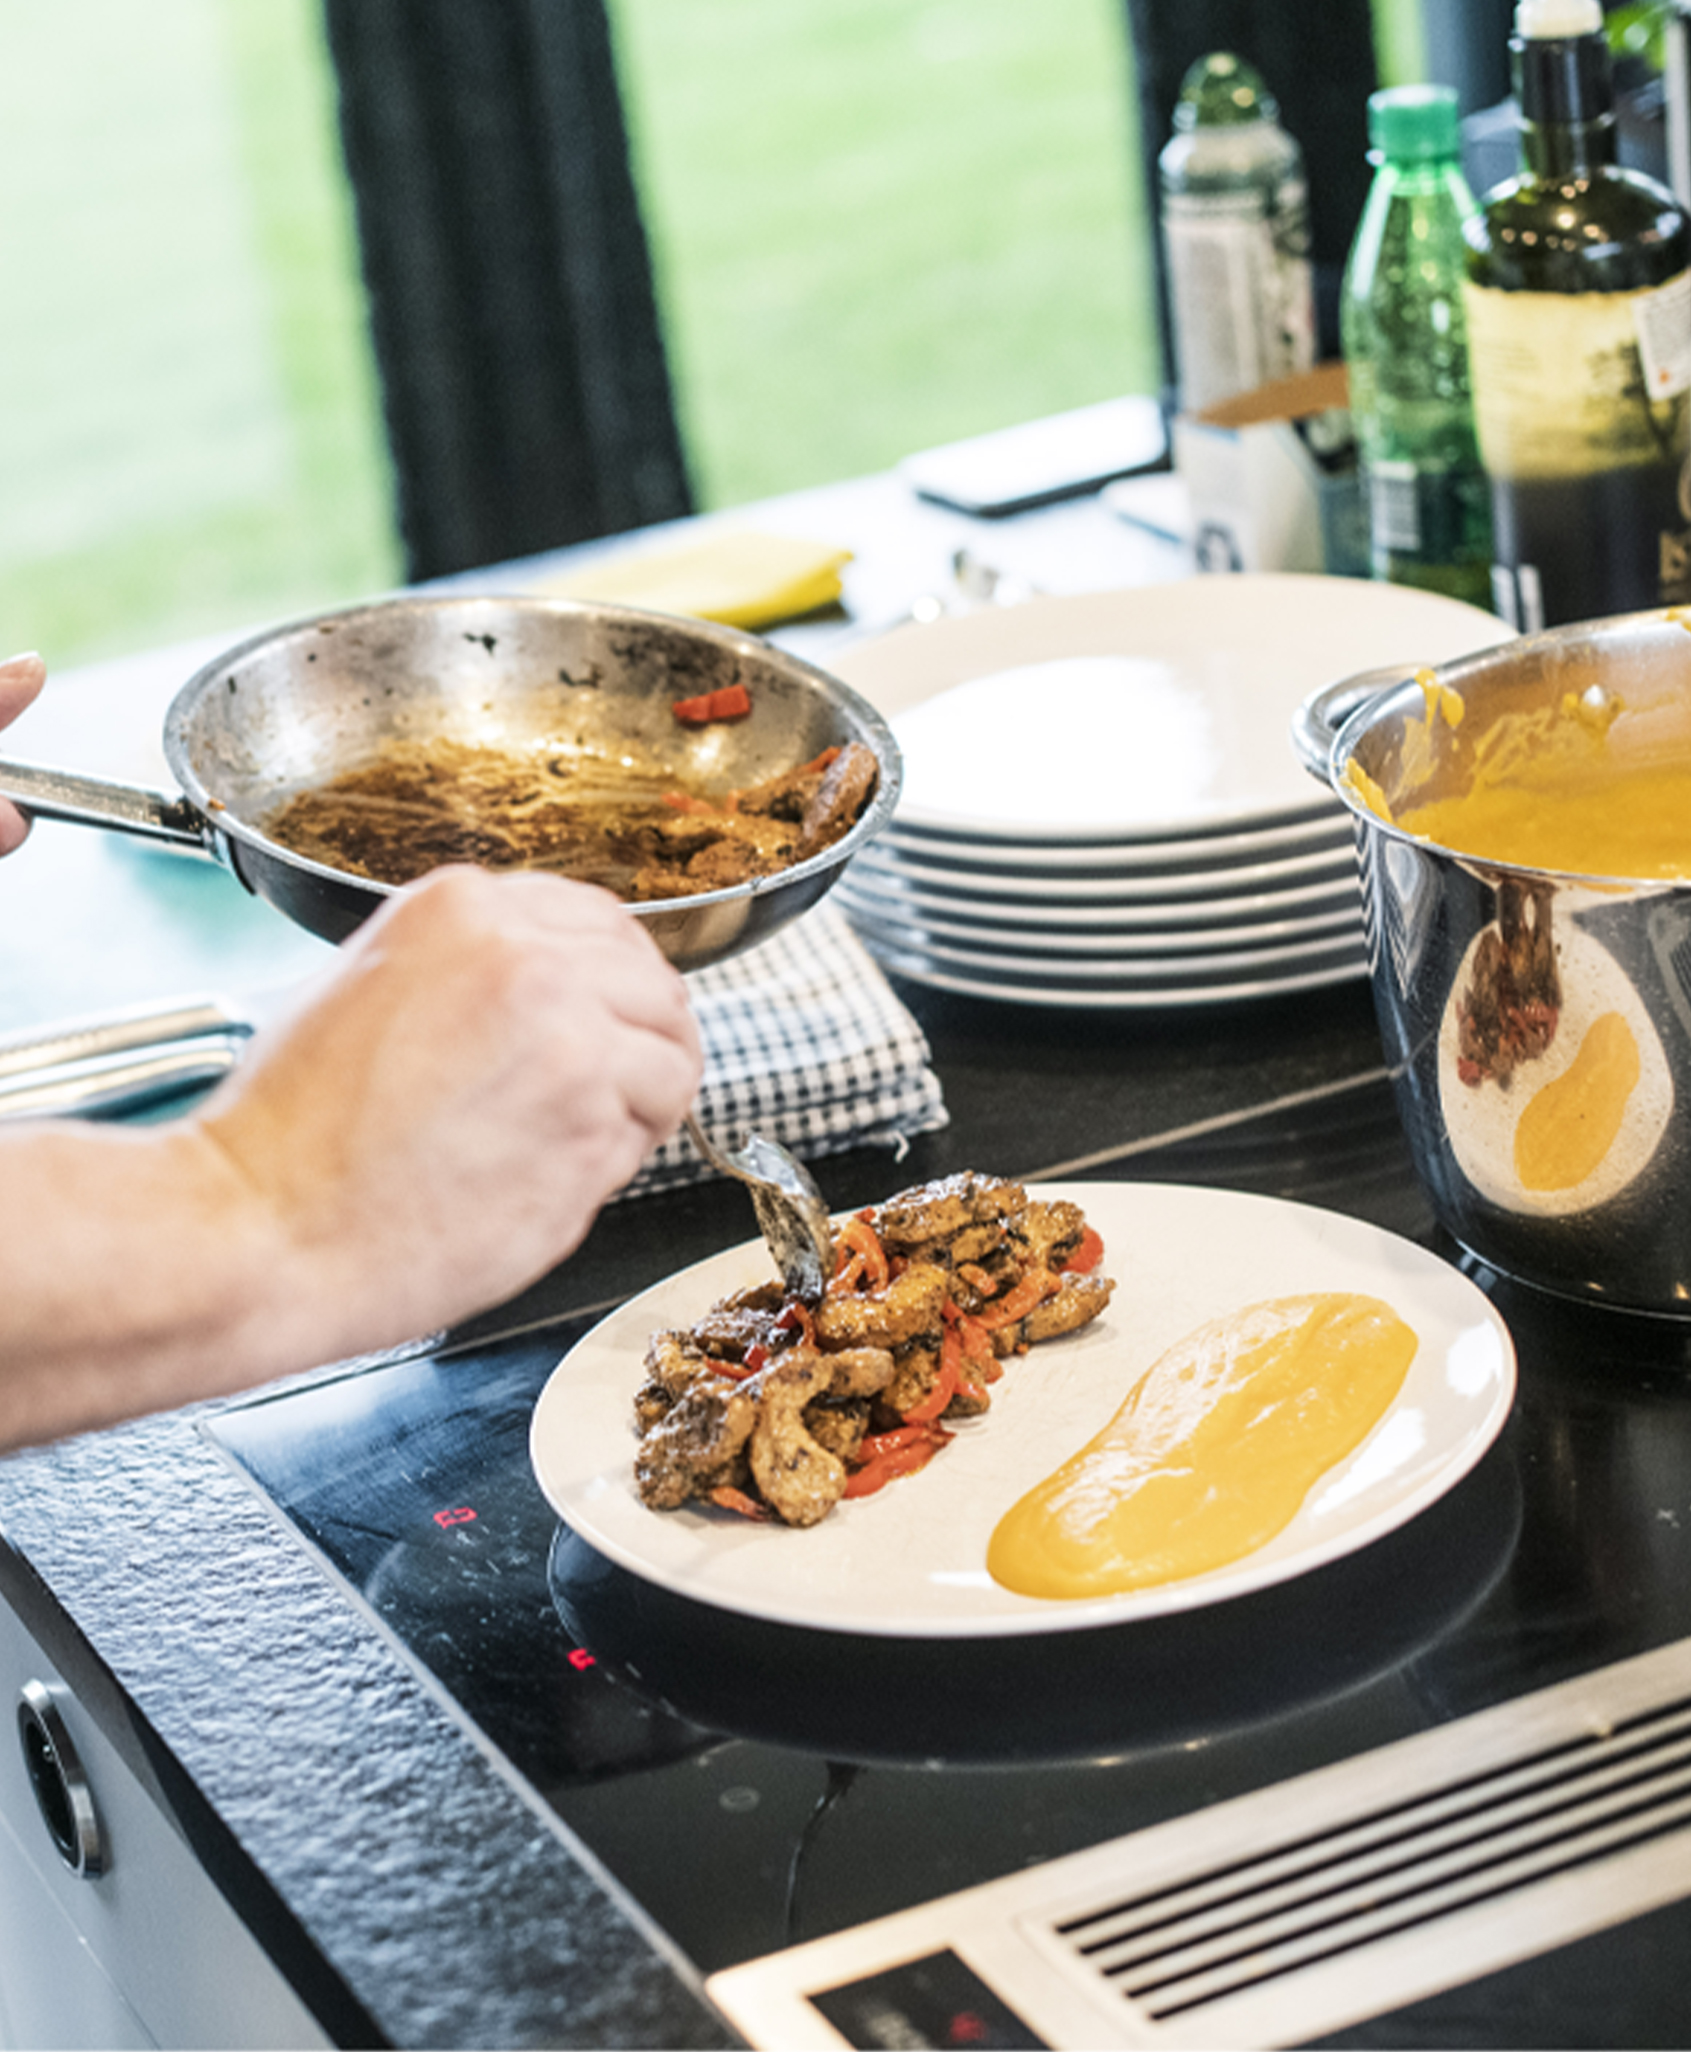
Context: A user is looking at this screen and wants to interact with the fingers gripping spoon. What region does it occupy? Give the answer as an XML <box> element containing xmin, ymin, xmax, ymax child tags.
<box><xmin>683</xmin><ymin>1112</ymin><xmax>834</xmax><ymax>1306</ymax></box>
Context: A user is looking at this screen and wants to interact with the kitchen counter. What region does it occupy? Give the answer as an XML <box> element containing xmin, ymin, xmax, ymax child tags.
<box><xmin>8</xmin><ymin>464</ymin><xmax>1690</xmax><ymax>2049</ymax></box>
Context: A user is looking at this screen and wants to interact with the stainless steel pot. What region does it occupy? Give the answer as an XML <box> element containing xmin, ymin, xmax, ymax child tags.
<box><xmin>0</xmin><ymin>593</ymin><xmax>901</xmax><ymax>972</ymax></box>
<box><xmin>1294</xmin><ymin>607</ymin><xmax>1691</xmax><ymax>1317</ymax></box>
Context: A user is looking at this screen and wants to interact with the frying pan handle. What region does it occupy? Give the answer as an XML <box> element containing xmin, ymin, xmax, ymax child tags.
<box><xmin>1290</xmin><ymin>665</ymin><xmax>1413</xmax><ymax>784</ymax></box>
<box><xmin>0</xmin><ymin>758</ymin><xmax>212</xmax><ymax>850</ymax></box>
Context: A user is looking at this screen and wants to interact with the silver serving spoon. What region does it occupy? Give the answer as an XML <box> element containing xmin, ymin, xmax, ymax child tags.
<box><xmin>684</xmin><ymin>1112</ymin><xmax>834</xmax><ymax>1306</ymax></box>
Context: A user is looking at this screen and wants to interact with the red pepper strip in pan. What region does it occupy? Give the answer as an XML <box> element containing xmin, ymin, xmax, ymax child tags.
<box><xmin>661</xmin><ymin>791</ymin><xmax>723</xmax><ymax>815</ymax></box>
<box><xmin>709</xmin><ymin>1486</ymin><xmax>769</xmax><ymax>1518</ymax></box>
<box><xmin>672</xmin><ymin>683</ymin><xmax>752</xmax><ymax>725</ymax></box>
<box><xmin>1061</xmin><ymin>1226</ymin><xmax>1105</xmax><ymax>1275</ymax></box>
<box><xmin>842</xmin><ymin>1429</ymin><xmax>950</xmax><ymax>1498</ymax></box>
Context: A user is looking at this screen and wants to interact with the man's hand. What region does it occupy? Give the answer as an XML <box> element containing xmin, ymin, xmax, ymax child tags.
<box><xmin>0</xmin><ymin>654</ymin><xmax>46</xmax><ymax>855</ymax></box>
<box><xmin>0</xmin><ymin>864</ymin><xmax>702</xmax><ymax>1447</ymax></box>
<box><xmin>194</xmin><ymin>865</ymin><xmax>704</xmax><ymax>1356</ymax></box>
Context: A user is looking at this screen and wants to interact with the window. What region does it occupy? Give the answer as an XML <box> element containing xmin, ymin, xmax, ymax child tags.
<box><xmin>0</xmin><ymin>0</ymin><xmax>398</xmax><ymax>669</ymax></box>
<box><xmin>611</xmin><ymin>0</ymin><xmax>1158</xmax><ymax>507</ymax></box>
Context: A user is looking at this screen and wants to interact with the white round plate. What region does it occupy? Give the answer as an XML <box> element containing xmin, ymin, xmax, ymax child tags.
<box><xmin>828</xmin><ymin>577</ymin><xmax>1509</xmax><ymax>840</ymax></box>
<box><xmin>835</xmin><ymin>879</ymin><xmax>1361</xmax><ymax>957</ymax></box>
<box><xmin>878</xmin><ymin>807</ymin><xmax>1350</xmax><ymax>875</ymax></box>
<box><xmin>858</xmin><ymin>941</ymin><xmax>1368</xmax><ymax>1008</ymax></box>
<box><xmin>846</xmin><ymin>917</ymin><xmax>1367</xmax><ymax>984</ymax></box>
<box><xmin>529</xmin><ymin>1183</ymin><xmax>1515</xmax><ymax>1637</ymax></box>
<box><xmin>835</xmin><ymin>863</ymin><xmax>1361</xmax><ymax>933</ymax></box>
<box><xmin>851</xmin><ymin>837</ymin><xmax>1358</xmax><ymax>905</ymax></box>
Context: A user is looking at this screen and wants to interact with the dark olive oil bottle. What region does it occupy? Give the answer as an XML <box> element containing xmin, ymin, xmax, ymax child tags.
<box><xmin>1463</xmin><ymin>0</ymin><xmax>1691</xmax><ymax>630</ymax></box>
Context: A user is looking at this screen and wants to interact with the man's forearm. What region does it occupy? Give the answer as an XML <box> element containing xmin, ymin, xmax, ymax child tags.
<box><xmin>0</xmin><ymin>1120</ymin><xmax>301</xmax><ymax>1450</ymax></box>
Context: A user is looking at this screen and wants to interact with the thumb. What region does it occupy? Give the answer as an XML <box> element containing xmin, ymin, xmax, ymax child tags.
<box><xmin>0</xmin><ymin>654</ymin><xmax>45</xmax><ymax>735</ymax></box>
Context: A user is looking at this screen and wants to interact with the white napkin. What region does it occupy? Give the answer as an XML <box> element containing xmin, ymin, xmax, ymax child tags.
<box><xmin>622</xmin><ymin>899</ymin><xmax>949</xmax><ymax>1200</ymax></box>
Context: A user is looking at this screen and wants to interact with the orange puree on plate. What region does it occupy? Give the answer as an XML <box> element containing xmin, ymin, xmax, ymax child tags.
<box><xmin>1514</xmin><ymin>1010</ymin><xmax>1640</xmax><ymax>1192</ymax></box>
<box><xmin>986</xmin><ymin>1294</ymin><xmax>1417</xmax><ymax>1601</ymax></box>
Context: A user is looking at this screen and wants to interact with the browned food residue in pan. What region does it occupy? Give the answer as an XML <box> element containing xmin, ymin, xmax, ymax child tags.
<box><xmin>262</xmin><ymin>738</ymin><xmax>878</xmax><ymax>902</ymax></box>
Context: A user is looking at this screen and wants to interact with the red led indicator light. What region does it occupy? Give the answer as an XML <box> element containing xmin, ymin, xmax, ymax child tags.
<box><xmin>567</xmin><ymin>1648</ymin><xmax>597</xmax><ymax>1672</ymax></box>
<box><xmin>948</xmin><ymin>2013</ymin><xmax>988</xmax><ymax>2045</ymax></box>
<box><xmin>432</xmin><ymin>1506</ymin><xmax>478</xmax><ymax>1528</ymax></box>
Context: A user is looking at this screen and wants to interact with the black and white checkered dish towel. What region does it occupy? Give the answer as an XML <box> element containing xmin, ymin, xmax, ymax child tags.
<box><xmin>621</xmin><ymin>899</ymin><xmax>948</xmax><ymax>1201</ymax></box>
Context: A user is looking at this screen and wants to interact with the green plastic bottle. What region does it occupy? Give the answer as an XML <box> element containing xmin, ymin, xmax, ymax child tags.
<box><xmin>1341</xmin><ymin>85</ymin><xmax>1495</xmax><ymax>609</ymax></box>
<box><xmin>1159</xmin><ymin>52</ymin><xmax>1316</xmax><ymax>412</ymax></box>
<box><xmin>1463</xmin><ymin>0</ymin><xmax>1691</xmax><ymax>629</ymax></box>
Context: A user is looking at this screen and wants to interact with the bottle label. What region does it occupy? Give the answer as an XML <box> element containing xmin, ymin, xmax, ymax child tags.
<box><xmin>1369</xmin><ymin>461</ymin><xmax>1423</xmax><ymax>551</ymax></box>
<box><xmin>1462</xmin><ymin>276</ymin><xmax>1691</xmax><ymax>478</ymax></box>
<box><xmin>1463</xmin><ymin>272</ymin><xmax>1691</xmax><ymax>624</ymax></box>
<box><xmin>1164</xmin><ymin>181</ymin><xmax>1314</xmax><ymax>411</ymax></box>
<box><xmin>1366</xmin><ymin>458</ymin><xmax>1490</xmax><ymax>564</ymax></box>
<box><xmin>1634</xmin><ymin>269</ymin><xmax>1691</xmax><ymax>399</ymax></box>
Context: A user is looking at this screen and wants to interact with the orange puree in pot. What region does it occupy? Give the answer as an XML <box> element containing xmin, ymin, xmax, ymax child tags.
<box><xmin>1361</xmin><ymin>685</ymin><xmax>1691</xmax><ymax>879</ymax></box>
<box><xmin>986</xmin><ymin>1294</ymin><xmax>1416</xmax><ymax>1601</ymax></box>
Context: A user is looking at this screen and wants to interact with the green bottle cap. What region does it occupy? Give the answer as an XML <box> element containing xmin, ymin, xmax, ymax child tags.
<box><xmin>1173</xmin><ymin>52</ymin><xmax>1278</xmax><ymax>130</ymax></box>
<box><xmin>1367</xmin><ymin>83</ymin><xmax>1462</xmax><ymax>163</ymax></box>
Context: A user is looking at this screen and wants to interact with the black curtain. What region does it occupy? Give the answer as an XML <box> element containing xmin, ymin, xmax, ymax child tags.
<box><xmin>1123</xmin><ymin>0</ymin><xmax>1381</xmax><ymax>393</ymax></box>
<box><xmin>320</xmin><ymin>0</ymin><xmax>692</xmax><ymax>583</ymax></box>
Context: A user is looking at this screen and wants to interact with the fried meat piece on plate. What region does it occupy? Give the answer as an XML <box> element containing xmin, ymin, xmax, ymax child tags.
<box><xmin>1020</xmin><ymin>1270</ymin><xmax>1116</xmax><ymax>1345</ymax></box>
<box><xmin>875</xmin><ymin>1172</ymin><xmax>1026</xmax><ymax>1260</ymax></box>
<box><xmin>813</xmin><ymin>1260</ymin><xmax>948</xmax><ymax>1351</ymax></box>
<box><xmin>636</xmin><ymin>1340</ymin><xmax>896</xmax><ymax>1524</ymax></box>
<box><xmin>747</xmin><ymin>1343</ymin><xmax>898</xmax><ymax>1526</ymax></box>
<box><xmin>634</xmin><ymin>1378</ymin><xmax>758</xmax><ymax>1510</ymax></box>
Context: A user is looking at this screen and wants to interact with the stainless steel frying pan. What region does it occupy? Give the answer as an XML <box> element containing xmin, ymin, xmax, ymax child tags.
<box><xmin>0</xmin><ymin>593</ymin><xmax>902</xmax><ymax>972</ymax></box>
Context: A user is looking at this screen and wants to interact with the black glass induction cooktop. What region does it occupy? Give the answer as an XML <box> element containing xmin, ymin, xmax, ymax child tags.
<box><xmin>204</xmin><ymin>1077</ymin><xmax>1691</xmax><ymax>2040</ymax></box>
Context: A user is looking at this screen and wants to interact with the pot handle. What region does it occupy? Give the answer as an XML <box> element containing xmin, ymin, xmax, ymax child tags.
<box><xmin>0</xmin><ymin>757</ymin><xmax>212</xmax><ymax>850</ymax></box>
<box><xmin>1290</xmin><ymin>665</ymin><xmax>1414</xmax><ymax>783</ymax></box>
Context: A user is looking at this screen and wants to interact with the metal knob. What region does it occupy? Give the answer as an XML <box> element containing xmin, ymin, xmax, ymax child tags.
<box><xmin>17</xmin><ymin>1681</ymin><xmax>104</xmax><ymax>1878</ymax></box>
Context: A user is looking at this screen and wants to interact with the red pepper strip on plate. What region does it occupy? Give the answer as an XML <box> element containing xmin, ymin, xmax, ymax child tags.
<box><xmin>857</xmin><ymin>1422</ymin><xmax>943</xmax><ymax>1461</ymax></box>
<box><xmin>709</xmin><ymin>1486</ymin><xmax>769</xmax><ymax>1519</ymax></box>
<box><xmin>938</xmin><ymin>1300</ymin><xmax>989</xmax><ymax>1403</ymax></box>
<box><xmin>955</xmin><ymin>1304</ymin><xmax>1001</xmax><ymax>1383</ymax></box>
<box><xmin>833</xmin><ymin>1213</ymin><xmax>888</xmax><ymax>1292</ymax></box>
<box><xmin>775</xmin><ymin>1300</ymin><xmax>816</xmax><ymax>1345</ymax></box>
<box><xmin>1062</xmin><ymin>1226</ymin><xmax>1105</xmax><ymax>1275</ymax></box>
<box><xmin>672</xmin><ymin>683</ymin><xmax>752</xmax><ymax>726</ymax></box>
<box><xmin>842</xmin><ymin>1427</ymin><xmax>951</xmax><ymax>1498</ymax></box>
<box><xmin>903</xmin><ymin>1334</ymin><xmax>960</xmax><ymax>1424</ymax></box>
<box><xmin>976</xmin><ymin>1268</ymin><xmax>1061</xmax><ymax>1332</ymax></box>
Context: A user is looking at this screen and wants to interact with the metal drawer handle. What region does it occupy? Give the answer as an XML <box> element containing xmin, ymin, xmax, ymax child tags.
<box><xmin>17</xmin><ymin>1680</ymin><xmax>104</xmax><ymax>1878</ymax></box>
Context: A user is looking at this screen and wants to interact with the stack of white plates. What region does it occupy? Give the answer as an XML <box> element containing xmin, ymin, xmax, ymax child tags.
<box><xmin>827</xmin><ymin>575</ymin><xmax>1508</xmax><ymax>1009</ymax></box>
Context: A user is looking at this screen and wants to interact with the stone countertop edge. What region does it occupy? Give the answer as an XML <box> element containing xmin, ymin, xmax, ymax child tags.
<box><xmin>0</xmin><ymin>1385</ymin><xmax>735</xmax><ymax>2051</ymax></box>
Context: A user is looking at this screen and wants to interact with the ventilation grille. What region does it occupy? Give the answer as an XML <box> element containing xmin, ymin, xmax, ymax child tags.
<box><xmin>708</xmin><ymin>1642</ymin><xmax>1691</xmax><ymax>2050</ymax></box>
<box><xmin>1056</xmin><ymin>1694</ymin><xmax>1691</xmax><ymax>2025</ymax></box>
